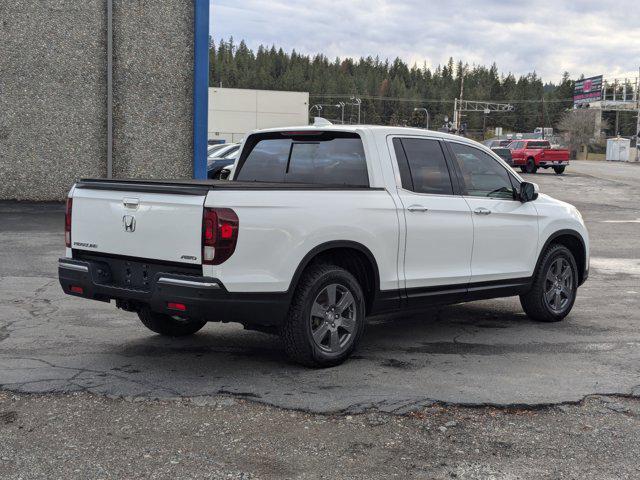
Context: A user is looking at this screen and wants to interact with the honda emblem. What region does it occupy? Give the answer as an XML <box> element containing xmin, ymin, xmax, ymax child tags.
<box><xmin>123</xmin><ymin>215</ymin><xmax>136</xmax><ymax>233</ymax></box>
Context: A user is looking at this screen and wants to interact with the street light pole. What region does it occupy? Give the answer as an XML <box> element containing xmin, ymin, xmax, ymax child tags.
<box><xmin>413</xmin><ymin>107</ymin><xmax>430</xmax><ymax>130</ymax></box>
<box><xmin>336</xmin><ymin>102</ymin><xmax>346</xmax><ymax>124</ymax></box>
<box><xmin>350</xmin><ymin>97</ymin><xmax>362</xmax><ymax>124</ymax></box>
<box><xmin>483</xmin><ymin>108</ymin><xmax>490</xmax><ymax>140</ymax></box>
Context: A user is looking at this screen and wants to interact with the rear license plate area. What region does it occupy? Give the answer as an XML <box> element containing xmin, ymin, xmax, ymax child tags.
<box><xmin>73</xmin><ymin>251</ymin><xmax>203</xmax><ymax>291</ymax></box>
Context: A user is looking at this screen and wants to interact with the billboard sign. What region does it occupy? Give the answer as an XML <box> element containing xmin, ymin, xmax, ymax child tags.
<box><xmin>574</xmin><ymin>75</ymin><xmax>603</xmax><ymax>105</ymax></box>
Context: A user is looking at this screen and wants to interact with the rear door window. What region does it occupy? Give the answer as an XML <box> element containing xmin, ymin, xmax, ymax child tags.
<box><xmin>236</xmin><ymin>132</ymin><xmax>369</xmax><ymax>186</ymax></box>
<box><xmin>392</xmin><ymin>137</ymin><xmax>454</xmax><ymax>195</ymax></box>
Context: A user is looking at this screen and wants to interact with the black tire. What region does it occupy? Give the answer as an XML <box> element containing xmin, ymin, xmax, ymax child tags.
<box><xmin>520</xmin><ymin>166</ymin><xmax>527</xmax><ymax>174</ymax></box>
<box><xmin>520</xmin><ymin>244</ymin><xmax>578</xmax><ymax>322</ymax></box>
<box><xmin>553</xmin><ymin>166</ymin><xmax>566</xmax><ymax>175</ymax></box>
<box><xmin>138</xmin><ymin>308</ymin><xmax>207</xmax><ymax>337</ymax></box>
<box><xmin>524</xmin><ymin>158</ymin><xmax>538</xmax><ymax>174</ymax></box>
<box><xmin>280</xmin><ymin>263</ymin><xmax>366</xmax><ymax>368</ymax></box>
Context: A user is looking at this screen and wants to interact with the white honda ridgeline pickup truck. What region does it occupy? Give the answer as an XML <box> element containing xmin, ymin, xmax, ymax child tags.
<box><xmin>59</xmin><ymin>126</ymin><xmax>589</xmax><ymax>367</ymax></box>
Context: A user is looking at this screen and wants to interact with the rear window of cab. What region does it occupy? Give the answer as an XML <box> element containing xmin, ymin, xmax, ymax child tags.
<box><xmin>235</xmin><ymin>131</ymin><xmax>369</xmax><ymax>187</ymax></box>
<box><xmin>526</xmin><ymin>141</ymin><xmax>551</xmax><ymax>149</ymax></box>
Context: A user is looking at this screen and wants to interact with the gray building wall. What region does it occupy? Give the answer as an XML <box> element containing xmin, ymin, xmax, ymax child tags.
<box><xmin>0</xmin><ymin>0</ymin><xmax>194</xmax><ymax>201</ymax></box>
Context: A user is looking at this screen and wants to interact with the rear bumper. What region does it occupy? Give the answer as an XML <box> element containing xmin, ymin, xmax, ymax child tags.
<box><xmin>58</xmin><ymin>258</ymin><xmax>289</xmax><ymax>326</ymax></box>
<box><xmin>538</xmin><ymin>161</ymin><xmax>569</xmax><ymax>166</ymax></box>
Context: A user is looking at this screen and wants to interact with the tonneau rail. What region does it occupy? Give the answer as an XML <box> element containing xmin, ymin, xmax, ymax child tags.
<box><xmin>75</xmin><ymin>179</ymin><xmax>213</xmax><ymax>196</ymax></box>
<box><xmin>75</xmin><ymin>178</ymin><xmax>383</xmax><ymax>194</ymax></box>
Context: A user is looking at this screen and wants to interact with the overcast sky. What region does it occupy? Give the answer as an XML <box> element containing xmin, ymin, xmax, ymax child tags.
<box><xmin>210</xmin><ymin>0</ymin><xmax>639</xmax><ymax>84</ymax></box>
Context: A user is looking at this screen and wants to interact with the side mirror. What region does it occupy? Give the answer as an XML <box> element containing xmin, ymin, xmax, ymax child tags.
<box><xmin>520</xmin><ymin>182</ymin><xmax>539</xmax><ymax>203</ymax></box>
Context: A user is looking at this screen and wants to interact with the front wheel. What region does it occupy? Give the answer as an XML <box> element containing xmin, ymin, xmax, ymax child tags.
<box><xmin>138</xmin><ymin>308</ymin><xmax>207</xmax><ymax>337</ymax></box>
<box><xmin>280</xmin><ymin>263</ymin><xmax>365</xmax><ymax>368</ymax></box>
<box><xmin>553</xmin><ymin>166</ymin><xmax>566</xmax><ymax>175</ymax></box>
<box><xmin>520</xmin><ymin>244</ymin><xmax>578</xmax><ymax>322</ymax></box>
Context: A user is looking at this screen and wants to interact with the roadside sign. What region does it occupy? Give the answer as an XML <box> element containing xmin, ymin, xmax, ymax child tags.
<box><xmin>574</xmin><ymin>75</ymin><xmax>603</xmax><ymax>105</ymax></box>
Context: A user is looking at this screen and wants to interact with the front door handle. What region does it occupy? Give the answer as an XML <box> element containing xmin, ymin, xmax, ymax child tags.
<box><xmin>473</xmin><ymin>207</ymin><xmax>492</xmax><ymax>216</ymax></box>
<box><xmin>407</xmin><ymin>205</ymin><xmax>428</xmax><ymax>213</ymax></box>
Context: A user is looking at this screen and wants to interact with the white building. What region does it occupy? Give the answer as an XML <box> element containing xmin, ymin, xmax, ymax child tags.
<box><xmin>208</xmin><ymin>88</ymin><xmax>309</xmax><ymax>143</ymax></box>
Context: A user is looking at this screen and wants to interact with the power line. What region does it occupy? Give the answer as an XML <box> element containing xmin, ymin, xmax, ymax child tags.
<box><xmin>310</xmin><ymin>93</ymin><xmax>574</xmax><ymax>104</ymax></box>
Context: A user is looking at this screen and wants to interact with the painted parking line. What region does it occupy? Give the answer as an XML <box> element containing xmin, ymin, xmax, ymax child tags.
<box><xmin>601</xmin><ymin>219</ymin><xmax>640</xmax><ymax>224</ymax></box>
<box><xmin>590</xmin><ymin>257</ymin><xmax>640</xmax><ymax>276</ymax></box>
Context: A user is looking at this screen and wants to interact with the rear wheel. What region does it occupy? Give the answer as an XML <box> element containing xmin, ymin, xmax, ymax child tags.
<box><xmin>553</xmin><ymin>166</ymin><xmax>566</xmax><ymax>175</ymax></box>
<box><xmin>280</xmin><ymin>263</ymin><xmax>365</xmax><ymax>368</ymax></box>
<box><xmin>520</xmin><ymin>244</ymin><xmax>578</xmax><ymax>322</ymax></box>
<box><xmin>138</xmin><ymin>308</ymin><xmax>207</xmax><ymax>337</ymax></box>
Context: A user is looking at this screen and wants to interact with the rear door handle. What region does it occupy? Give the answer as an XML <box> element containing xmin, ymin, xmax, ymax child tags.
<box><xmin>407</xmin><ymin>205</ymin><xmax>428</xmax><ymax>213</ymax></box>
<box><xmin>473</xmin><ymin>207</ymin><xmax>492</xmax><ymax>216</ymax></box>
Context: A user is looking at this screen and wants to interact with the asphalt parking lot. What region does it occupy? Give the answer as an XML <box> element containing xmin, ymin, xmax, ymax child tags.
<box><xmin>1</xmin><ymin>161</ymin><xmax>640</xmax><ymax>478</ymax></box>
<box><xmin>1</xmin><ymin>161</ymin><xmax>640</xmax><ymax>412</ymax></box>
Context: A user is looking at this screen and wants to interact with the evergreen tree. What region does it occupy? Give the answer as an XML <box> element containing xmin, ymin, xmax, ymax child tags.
<box><xmin>209</xmin><ymin>38</ymin><xmax>580</xmax><ymax>134</ymax></box>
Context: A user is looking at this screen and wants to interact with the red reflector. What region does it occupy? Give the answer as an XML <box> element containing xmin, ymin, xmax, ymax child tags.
<box><xmin>203</xmin><ymin>210</ymin><xmax>217</xmax><ymax>243</ymax></box>
<box><xmin>70</xmin><ymin>285</ymin><xmax>84</xmax><ymax>294</ymax></box>
<box><xmin>220</xmin><ymin>223</ymin><xmax>233</xmax><ymax>239</ymax></box>
<box><xmin>167</xmin><ymin>302</ymin><xmax>187</xmax><ymax>312</ymax></box>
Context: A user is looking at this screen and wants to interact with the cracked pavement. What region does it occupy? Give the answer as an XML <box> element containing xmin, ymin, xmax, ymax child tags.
<box><xmin>1</xmin><ymin>161</ymin><xmax>639</xmax><ymax>414</ymax></box>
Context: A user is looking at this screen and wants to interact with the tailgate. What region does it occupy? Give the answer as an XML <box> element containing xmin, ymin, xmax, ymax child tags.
<box><xmin>544</xmin><ymin>149</ymin><xmax>569</xmax><ymax>161</ymax></box>
<box><xmin>71</xmin><ymin>183</ymin><xmax>206</xmax><ymax>265</ymax></box>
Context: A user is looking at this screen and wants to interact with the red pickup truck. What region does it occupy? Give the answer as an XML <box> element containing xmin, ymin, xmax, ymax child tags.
<box><xmin>508</xmin><ymin>140</ymin><xmax>570</xmax><ymax>174</ymax></box>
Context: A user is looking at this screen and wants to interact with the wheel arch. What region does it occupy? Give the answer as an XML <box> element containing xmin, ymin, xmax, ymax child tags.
<box><xmin>537</xmin><ymin>229</ymin><xmax>588</xmax><ymax>285</ymax></box>
<box><xmin>287</xmin><ymin>241</ymin><xmax>382</xmax><ymax>315</ymax></box>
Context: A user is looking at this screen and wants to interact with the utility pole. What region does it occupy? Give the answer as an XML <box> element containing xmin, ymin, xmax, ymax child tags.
<box><xmin>541</xmin><ymin>96</ymin><xmax>545</xmax><ymax>140</ymax></box>
<box><xmin>482</xmin><ymin>111</ymin><xmax>487</xmax><ymax>140</ymax></box>
<box><xmin>456</xmin><ymin>68</ymin><xmax>466</xmax><ymax>132</ymax></box>
<box><xmin>636</xmin><ymin>68</ymin><xmax>640</xmax><ymax>161</ymax></box>
<box><xmin>453</xmin><ymin>98</ymin><xmax>458</xmax><ymax>132</ymax></box>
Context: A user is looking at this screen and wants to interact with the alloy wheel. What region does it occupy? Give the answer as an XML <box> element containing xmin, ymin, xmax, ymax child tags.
<box><xmin>309</xmin><ymin>283</ymin><xmax>358</xmax><ymax>354</ymax></box>
<box><xmin>543</xmin><ymin>257</ymin><xmax>574</xmax><ymax>313</ymax></box>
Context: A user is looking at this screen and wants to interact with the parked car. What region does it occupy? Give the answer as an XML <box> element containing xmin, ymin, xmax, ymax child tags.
<box><xmin>208</xmin><ymin>144</ymin><xmax>240</xmax><ymax>179</ymax></box>
<box><xmin>218</xmin><ymin>164</ymin><xmax>235</xmax><ymax>180</ymax></box>
<box><xmin>508</xmin><ymin>140</ymin><xmax>570</xmax><ymax>174</ymax></box>
<box><xmin>59</xmin><ymin>126</ymin><xmax>589</xmax><ymax>367</ymax></box>
<box><xmin>207</xmin><ymin>143</ymin><xmax>229</xmax><ymax>156</ymax></box>
<box><xmin>491</xmin><ymin>147</ymin><xmax>513</xmax><ymax>166</ymax></box>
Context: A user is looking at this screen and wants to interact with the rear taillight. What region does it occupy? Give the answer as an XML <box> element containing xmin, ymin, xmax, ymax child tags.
<box><xmin>65</xmin><ymin>197</ymin><xmax>73</xmax><ymax>248</ymax></box>
<box><xmin>202</xmin><ymin>208</ymin><xmax>239</xmax><ymax>265</ymax></box>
